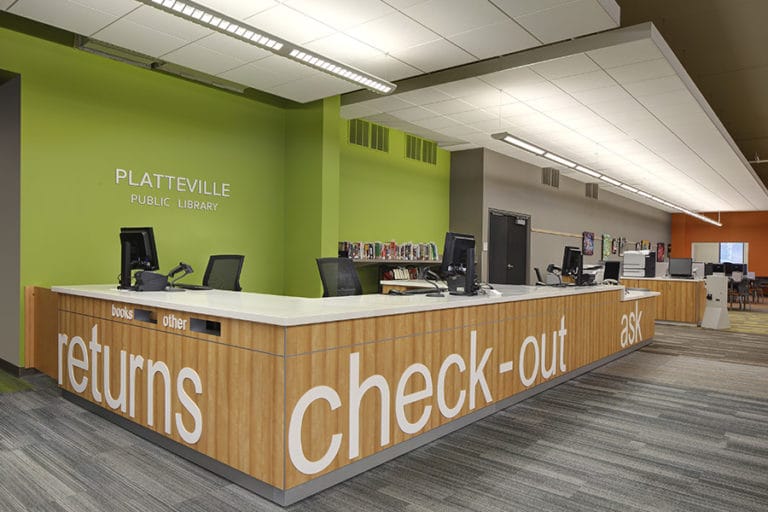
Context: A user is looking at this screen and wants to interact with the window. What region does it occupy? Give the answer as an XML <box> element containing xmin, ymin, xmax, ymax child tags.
<box><xmin>719</xmin><ymin>242</ymin><xmax>745</xmax><ymax>264</ymax></box>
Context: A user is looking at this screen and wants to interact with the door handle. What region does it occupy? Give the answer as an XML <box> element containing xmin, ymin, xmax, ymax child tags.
<box><xmin>507</xmin><ymin>264</ymin><xmax>514</xmax><ymax>269</ymax></box>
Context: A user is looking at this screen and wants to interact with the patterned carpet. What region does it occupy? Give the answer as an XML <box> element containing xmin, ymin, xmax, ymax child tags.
<box><xmin>0</xmin><ymin>370</ymin><xmax>31</xmax><ymax>394</ymax></box>
<box><xmin>727</xmin><ymin>309</ymin><xmax>768</xmax><ymax>335</ymax></box>
<box><xmin>0</xmin><ymin>326</ymin><xmax>766</xmax><ymax>511</ymax></box>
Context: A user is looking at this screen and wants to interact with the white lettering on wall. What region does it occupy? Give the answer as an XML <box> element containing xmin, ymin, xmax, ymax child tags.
<box><xmin>620</xmin><ymin>302</ymin><xmax>644</xmax><ymax>348</ymax></box>
<box><xmin>116</xmin><ymin>168</ymin><xmax>229</xmax><ymax>213</ymax></box>
<box><xmin>288</xmin><ymin>386</ymin><xmax>343</xmax><ymax>475</ymax></box>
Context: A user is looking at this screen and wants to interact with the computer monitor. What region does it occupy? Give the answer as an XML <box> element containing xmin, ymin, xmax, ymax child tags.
<box><xmin>711</xmin><ymin>263</ymin><xmax>725</xmax><ymax>274</ymax></box>
<box><xmin>604</xmin><ymin>261</ymin><xmax>620</xmax><ymax>281</ymax></box>
<box><xmin>119</xmin><ymin>227</ymin><xmax>159</xmax><ymax>289</ymax></box>
<box><xmin>440</xmin><ymin>232</ymin><xmax>475</xmax><ymax>275</ymax></box>
<box><xmin>561</xmin><ymin>246</ymin><xmax>582</xmax><ymax>280</ymax></box>
<box><xmin>440</xmin><ymin>232</ymin><xmax>477</xmax><ymax>295</ymax></box>
<box><xmin>668</xmin><ymin>257</ymin><xmax>693</xmax><ymax>278</ymax></box>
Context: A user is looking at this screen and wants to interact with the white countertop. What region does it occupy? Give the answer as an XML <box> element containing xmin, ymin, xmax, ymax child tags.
<box><xmin>622</xmin><ymin>276</ymin><xmax>704</xmax><ymax>283</ymax></box>
<box><xmin>380</xmin><ymin>279</ymin><xmax>448</xmax><ymax>290</ymax></box>
<box><xmin>52</xmin><ymin>284</ymin><xmax>657</xmax><ymax>327</ymax></box>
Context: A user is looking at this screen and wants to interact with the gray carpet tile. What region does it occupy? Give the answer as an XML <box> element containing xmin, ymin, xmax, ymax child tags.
<box><xmin>1</xmin><ymin>326</ymin><xmax>767</xmax><ymax>511</ymax></box>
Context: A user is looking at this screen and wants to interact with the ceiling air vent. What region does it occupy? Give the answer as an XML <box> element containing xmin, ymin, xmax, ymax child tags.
<box><xmin>348</xmin><ymin>119</ymin><xmax>370</xmax><ymax>148</ymax></box>
<box><xmin>348</xmin><ymin>120</ymin><xmax>389</xmax><ymax>152</ymax></box>
<box><xmin>586</xmin><ymin>183</ymin><xmax>599</xmax><ymax>199</ymax></box>
<box><xmin>542</xmin><ymin>167</ymin><xmax>560</xmax><ymax>188</ymax></box>
<box><xmin>370</xmin><ymin>123</ymin><xmax>389</xmax><ymax>152</ymax></box>
<box><xmin>406</xmin><ymin>134</ymin><xmax>437</xmax><ymax>164</ymax></box>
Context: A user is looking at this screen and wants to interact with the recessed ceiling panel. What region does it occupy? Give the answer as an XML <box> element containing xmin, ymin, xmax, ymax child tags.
<box><xmin>516</xmin><ymin>0</ymin><xmax>619</xmax><ymax>43</ymax></box>
<box><xmin>9</xmin><ymin>0</ymin><xmax>122</xmax><ymax>37</ymax></box>
<box><xmin>93</xmin><ymin>19</ymin><xmax>188</xmax><ymax>58</ymax></box>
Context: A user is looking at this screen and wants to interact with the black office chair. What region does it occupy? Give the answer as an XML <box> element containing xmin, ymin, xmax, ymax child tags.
<box><xmin>316</xmin><ymin>257</ymin><xmax>363</xmax><ymax>297</ymax></box>
<box><xmin>203</xmin><ymin>255</ymin><xmax>244</xmax><ymax>291</ymax></box>
<box><xmin>534</xmin><ymin>267</ymin><xmax>546</xmax><ymax>285</ymax></box>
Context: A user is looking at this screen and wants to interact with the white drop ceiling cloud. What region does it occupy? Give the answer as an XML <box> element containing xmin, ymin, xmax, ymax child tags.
<box><xmin>341</xmin><ymin>23</ymin><xmax>768</xmax><ymax>213</ymax></box>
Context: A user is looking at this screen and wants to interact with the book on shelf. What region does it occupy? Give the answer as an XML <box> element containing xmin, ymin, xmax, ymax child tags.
<box><xmin>338</xmin><ymin>239</ymin><xmax>440</xmax><ymax>262</ymax></box>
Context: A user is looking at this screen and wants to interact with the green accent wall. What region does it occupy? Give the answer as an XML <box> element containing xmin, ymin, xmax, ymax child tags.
<box><xmin>1</xmin><ymin>26</ymin><xmax>288</xmax><ymax>365</ymax></box>
<box><xmin>0</xmin><ymin>23</ymin><xmax>452</xmax><ymax>367</ymax></box>
<box><xmin>339</xmin><ymin>126</ymin><xmax>451</xmax><ymax>292</ymax></box>
<box><xmin>339</xmin><ymin>128</ymin><xmax>450</xmax><ymax>244</ymax></box>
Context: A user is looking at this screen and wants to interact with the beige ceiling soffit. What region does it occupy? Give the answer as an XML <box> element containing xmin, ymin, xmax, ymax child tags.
<box><xmin>597</xmin><ymin>0</ymin><xmax>620</xmax><ymax>25</ymax></box>
<box><xmin>342</xmin><ymin>23</ymin><xmax>654</xmax><ymax>105</ymax></box>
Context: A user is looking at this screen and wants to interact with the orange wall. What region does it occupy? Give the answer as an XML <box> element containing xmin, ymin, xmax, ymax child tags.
<box><xmin>671</xmin><ymin>211</ymin><xmax>768</xmax><ymax>276</ymax></box>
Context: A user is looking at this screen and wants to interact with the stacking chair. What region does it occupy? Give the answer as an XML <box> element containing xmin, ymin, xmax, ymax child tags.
<box><xmin>203</xmin><ymin>255</ymin><xmax>244</xmax><ymax>291</ymax></box>
<box><xmin>316</xmin><ymin>258</ymin><xmax>363</xmax><ymax>297</ymax></box>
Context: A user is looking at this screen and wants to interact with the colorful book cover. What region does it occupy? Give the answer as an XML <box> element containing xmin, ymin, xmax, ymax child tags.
<box><xmin>582</xmin><ymin>231</ymin><xmax>594</xmax><ymax>256</ymax></box>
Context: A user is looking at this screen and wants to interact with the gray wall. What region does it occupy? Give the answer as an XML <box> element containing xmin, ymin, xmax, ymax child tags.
<box><xmin>451</xmin><ymin>148</ymin><xmax>671</xmax><ymax>284</ymax></box>
<box><xmin>0</xmin><ymin>74</ymin><xmax>20</xmax><ymax>366</ymax></box>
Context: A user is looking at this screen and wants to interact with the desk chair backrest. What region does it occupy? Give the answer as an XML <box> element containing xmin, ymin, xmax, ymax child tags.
<box><xmin>203</xmin><ymin>255</ymin><xmax>244</xmax><ymax>291</ymax></box>
<box><xmin>534</xmin><ymin>267</ymin><xmax>545</xmax><ymax>285</ymax></box>
<box><xmin>317</xmin><ymin>257</ymin><xmax>362</xmax><ymax>297</ymax></box>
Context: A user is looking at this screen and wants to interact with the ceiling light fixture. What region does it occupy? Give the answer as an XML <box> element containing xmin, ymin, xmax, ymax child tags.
<box><xmin>491</xmin><ymin>131</ymin><xmax>722</xmax><ymax>227</ymax></box>
<box><xmin>138</xmin><ymin>0</ymin><xmax>396</xmax><ymax>95</ymax></box>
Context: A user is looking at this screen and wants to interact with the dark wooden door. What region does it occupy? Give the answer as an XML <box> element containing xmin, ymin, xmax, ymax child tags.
<box><xmin>488</xmin><ymin>211</ymin><xmax>529</xmax><ymax>285</ymax></box>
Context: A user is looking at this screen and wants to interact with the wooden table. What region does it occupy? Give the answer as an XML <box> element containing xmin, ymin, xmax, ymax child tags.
<box><xmin>52</xmin><ymin>284</ymin><xmax>657</xmax><ymax>505</ymax></box>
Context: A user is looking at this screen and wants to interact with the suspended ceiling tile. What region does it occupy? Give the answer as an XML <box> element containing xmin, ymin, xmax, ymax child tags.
<box><xmin>162</xmin><ymin>43</ymin><xmax>246</xmax><ymax>76</ymax></box>
<box><xmin>391</xmin><ymin>39</ymin><xmax>475</xmax><ymax>73</ymax></box>
<box><xmin>515</xmin><ymin>0</ymin><xmax>618</xmax><ymax>44</ymax></box>
<box><xmin>389</xmin><ymin>105</ymin><xmax>438</xmax><ymax>122</ymax></box>
<box><xmin>305</xmin><ymin>33</ymin><xmax>383</xmax><ymax>69</ymax></box>
<box><xmin>462</xmin><ymin>91</ymin><xmax>517</xmax><ymax>110</ymax></box>
<box><xmin>624</xmin><ymin>75</ymin><xmax>685</xmax><ymax>97</ymax></box>
<box><xmin>441</xmin><ymin>142</ymin><xmax>479</xmax><ymax>152</ymax></box>
<box><xmin>125</xmin><ymin>5</ymin><xmax>213</xmax><ymax>41</ymax></box>
<box><xmin>504</xmin><ymin>80</ymin><xmax>563</xmax><ymax>101</ymax></box>
<box><xmin>404</xmin><ymin>0</ymin><xmax>506</xmax><ymax>38</ymax></box>
<box><xmin>281</xmin><ymin>0</ymin><xmax>393</xmax><ymax>31</ymax></box>
<box><xmin>526</xmin><ymin>92</ymin><xmax>582</xmax><ymax>112</ymax></box>
<box><xmin>424</xmin><ymin>98</ymin><xmax>475</xmax><ymax>115</ymax></box>
<box><xmin>93</xmin><ymin>19</ymin><xmax>189</xmax><ymax>58</ymax></box>
<box><xmin>500</xmin><ymin>102</ymin><xmax>537</xmax><ymax>118</ymax></box>
<box><xmin>482</xmin><ymin>67</ymin><xmax>545</xmax><ymax>90</ymax></box>
<box><xmin>267</xmin><ymin>74</ymin><xmax>358</xmax><ymax>103</ymax></box>
<box><xmin>355</xmin><ymin>54</ymin><xmax>421</xmax><ymax>82</ymax></box>
<box><xmin>195</xmin><ymin>33</ymin><xmax>271</xmax><ymax>63</ymax></box>
<box><xmin>437</xmin><ymin>77</ymin><xmax>500</xmax><ymax>98</ymax></box>
<box><xmin>417</xmin><ymin>116</ymin><xmax>462</xmax><ymax>130</ymax></box>
<box><xmin>570</xmin><ymin>85</ymin><xmax>634</xmax><ymax>105</ymax></box>
<box><xmin>198</xmin><ymin>0</ymin><xmax>277</xmax><ymax>19</ymax></box>
<box><xmin>447</xmin><ymin>108</ymin><xmax>496</xmax><ymax>124</ymax></box>
<box><xmin>552</xmin><ymin>69</ymin><xmax>616</xmax><ymax>93</ymax></box>
<box><xmin>0</xmin><ymin>0</ymin><xmax>15</xmax><ymax>9</ymax></box>
<box><xmin>493</xmin><ymin>0</ymin><xmax>574</xmax><ymax>18</ymax></box>
<box><xmin>586</xmin><ymin>38</ymin><xmax>661</xmax><ymax>69</ymax></box>
<box><xmin>359</xmin><ymin>95</ymin><xmax>416</xmax><ymax>112</ymax></box>
<box><xmin>606</xmin><ymin>58</ymin><xmax>675</xmax><ymax>84</ymax></box>
<box><xmin>339</xmin><ymin>102</ymin><xmax>383</xmax><ymax>119</ymax></box>
<box><xmin>218</xmin><ymin>63</ymin><xmax>288</xmax><ymax>90</ymax></box>
<box><xmin>72</xmin><ymin>0</ymin><xmax>139</xmax><ymax>17</ymax></box>
<box><xmin>394</xmin><ymin>87</ymin><xmax>453</xmax><ymax>105</ymax></box>
<box><xmin>448</xmin><ymin>20</ymin><xmax>539</xmax><ymax>60</ymax></box>
<box><xmin>9</xmin><ymin>0</ymin><xmax>120</xmax><ymax>37</ymax></box>
<box><xmin>245</xmin><ymin>54</ymin><xmax>317</xmax><ymax>82</ymax></box>
<box><xmin>346</xmin><ymin>11</ymin><xmax>440</xmax><ymax>53</ymax></box>
<box><xmin>245</xmin><ymin>4</ymin><xmax>336</xmax><ymax>45</ymax></box>
<box><xmin>384</xmin><ymin>0</ymin><xmax>428</xmax><ymax>9</ymax></box>
<box><xmin>530</xmin><ymin>54</ymin><xmax>601</xmax><ymax>80</ymax></box>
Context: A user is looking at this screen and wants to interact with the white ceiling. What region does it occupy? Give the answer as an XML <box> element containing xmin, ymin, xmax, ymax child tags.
<box><xmin>4</xmin><ymin>1</ymin><xmax>765</xmax><ymax>214</ymax></box>
<box><xmin>1</xmin><ymin>0</ymin><xmax>619</xmax><ymax>102</ymax></box>
<box><xmin>341</xmin><ymin>24</ymin><xmax>768</xmax><ymax>213</ymax></box>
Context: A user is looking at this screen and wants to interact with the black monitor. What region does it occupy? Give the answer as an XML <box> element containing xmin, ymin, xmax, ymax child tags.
<box><xmin>119</xmin><ymin>227</ymin><xmax>159</xmax><ymax>289</ymax></box>
<box><xmin>561</xmin><ymin>246</ymin><xmax>582</xmax><ymax>280</ymax></box>
<box><xmin>669</xmin><ymin>257</ymin><xmax>693</xmax><ymax>278</ymax></box>
<box><xmin>440</xmin><ymin>232</ymin><xmax>477</xmax><ymax>295</ymax></box>
<box><xmin>604</xmin><ymin>261</ymin><xmax>621</xmax><ymax>281</ymax></box>
<box><xmin>440</xmin><ymin>232</ymin><xmax>475</xmax><ymax>275</ymax></box>
<box><xmin>710</xmin><ymin>263</ymin><xmax>725</xmax><ymax>274</ymax></box>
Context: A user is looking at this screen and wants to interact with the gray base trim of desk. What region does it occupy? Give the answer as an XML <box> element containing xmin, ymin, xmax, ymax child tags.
<box><xmin>63</xmin><ymin>338</ymin><xmax>652</xmax><ymax>507</ymax></box>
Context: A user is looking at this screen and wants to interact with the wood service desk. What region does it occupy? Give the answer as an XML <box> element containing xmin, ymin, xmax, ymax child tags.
<box><xmin>621</xmin><ymin>277</ymin><xmax>706</xmax><ymax>325</ymax></box>
<box><xmin>52</xmin><ymin>284</ymin><xmax>657</xmax><ymax>505</ymax></box>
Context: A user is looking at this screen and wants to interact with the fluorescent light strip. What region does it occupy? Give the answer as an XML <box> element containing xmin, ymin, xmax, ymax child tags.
<box><xmin>575</xmin><ymin>165</ymin><xmax>601</xmax><ymax>178</ymax></box>
<box><xmin>137</xmin><ymin>0</ymin><xmax>395</xmax><ymax>95</ymax></box>
<box><xmin>491</xmin><ymin>131</ymin><xmax>722</xmax><ymax>227</ymax></box>
<box><xmin>600</xmin><ymin>175</ymin><xmax>621</xmax><ymax>186</ymax></box>
<box><xmin>543</xmin><ymin>152</ymin><xmax>576</xmax><ymax>168</ymax></box>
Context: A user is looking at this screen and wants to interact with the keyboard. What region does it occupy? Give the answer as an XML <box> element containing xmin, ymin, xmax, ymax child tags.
<box><xmin>173</xmin><ymin>283</ymin><xmax>212</xmax><ymax>291</ymax></box>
